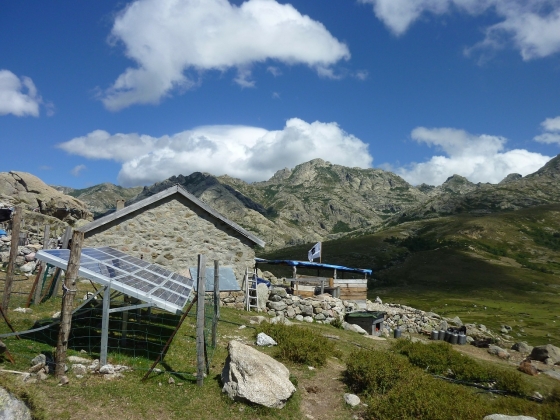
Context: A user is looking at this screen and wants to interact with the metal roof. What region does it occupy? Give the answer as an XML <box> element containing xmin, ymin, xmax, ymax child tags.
<box><xmin>76</xmin><ymin>184</ymin><xmax>265</xmax><ymax>247</ymax></box>
<box><xmin>36</xmin><ymin>247</ymin><xmax>194</xmax><ymax>314</ymax></box>
<box><xmin>255</xmin><ymin>258</ymin><xmax>372</xmax><ymax>275</ymax></box>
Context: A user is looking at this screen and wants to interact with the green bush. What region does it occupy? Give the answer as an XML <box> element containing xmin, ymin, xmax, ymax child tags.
<box><xmin>392</xmin><ymin>340</ymin><xmax>530</xmax><ymax>396</ymax></box>
<box><xmin>256</xmin><ymin>323</ymin><xmax>337</xmax><ymax>367</ymax></box>
<box><xmin>345</xmin><ymin>349</ymin><xmax>410</xmax><ymax>396</ymax></box>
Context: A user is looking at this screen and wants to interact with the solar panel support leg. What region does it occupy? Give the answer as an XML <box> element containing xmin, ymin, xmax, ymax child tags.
<box><xmin>100</xmin><ymin>284</ymin><xmax>111</xmax><ymax>367</ymax></box>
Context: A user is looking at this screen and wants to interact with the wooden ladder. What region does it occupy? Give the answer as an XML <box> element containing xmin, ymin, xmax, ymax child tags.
<box><xmin>245</xmin><ymin>268</ymin><xmax>258</xmax><ymax>312</ymax></box>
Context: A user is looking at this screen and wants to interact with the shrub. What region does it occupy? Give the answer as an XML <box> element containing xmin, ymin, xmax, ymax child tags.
<box><xmin>256</xmin><ymin>323</ymin><xmax>337</xmax><ymax>367</ymax></box>
<box><xmin>345</xmin><ymin>349</ymin><xmax>410</xmax><ymax>396</ymax></box>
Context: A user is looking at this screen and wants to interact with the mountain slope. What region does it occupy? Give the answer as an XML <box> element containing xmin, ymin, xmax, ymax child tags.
<box><xmin>64</xmin><ymin>183</ymin><xmax>143</xmax><ymax>218</ymax></box>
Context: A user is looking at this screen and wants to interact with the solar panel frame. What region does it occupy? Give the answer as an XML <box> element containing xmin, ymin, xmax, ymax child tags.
<box><xmin>36</xmin><ymin>247</ymin><xmax>194</xmax><ymax>314</ymax></box>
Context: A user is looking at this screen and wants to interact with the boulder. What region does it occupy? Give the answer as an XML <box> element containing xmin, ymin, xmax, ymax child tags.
<box><xmin>267</xmin><ymin>301</ymin><xmax>287</xmax><ymax>312</ymax></box>
<box><xmin>270</xmin><ymin>287</ymin><xmax>287</xmax><ymax>298</ymax></box>
<box><xmin>342</xmin><ymin>322</ymin><xmax>367</xmax><ymax>335</ymax></box>
<box><xmin>529</xmin><ymin>344</ymin><xmax>560</xmax><ymax>364</ymax></box>
<box><xmin>517</xmin><ymin>359</ymin><xmax>538</xmax><ymax>376</ymax></box>
<box><xmin>256</xmin><ymin>283</ymin><xmax>269</xmax><ymax>312</ymax></box>
<box><xmin>483</xmin><ymin>415</ymin><xmax>537</xmax><ymax>420</ymax></box>
<box><xmin>222</xmin><ymin>340</ymin><xmax>296</xmax><ymax>408</ymax></box>
<box><xmin>256</xmin><ymin>333</ymin><xmax>277</xmax><ymax>347</ymax></box>
<box><xmin>0</xmin><ymin>387</ymin><xmax>32</xmax><ymax>420</ymax></box>
<box><xmin>488</xmin><ymin>345</ymin><xmax>510</xmax><ymax>360</ymax></box>
<box><xmin>344</xmin><ymin>393</ymin><xmax>361</xmax><ymax>407</ymax></box>
<box><xmin>511</xmin><ymin>342</ymin><xmax>533</xmax><ymax>354</ymax></box>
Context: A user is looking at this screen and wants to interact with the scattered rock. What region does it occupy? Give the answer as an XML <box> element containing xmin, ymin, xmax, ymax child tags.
<box><xmin>249</xmin><ymin>316</ymin><xmax>268</xmax><ymax>325</ymax></box>
<box><xmin>256</xmin><ymin>332</ymin><xmax>277</xmax><ymax>347</ymax></box>
<box><xmin>28</xmin><ymin>363</ymin><xmax>44</xmax><ymax>373</ymax></box>
<box><xmin>30</xmin><ymin>354</ymin><xmax>46</xmax><ymax>366</ymax></box>
<box><xmin>344</xmin><ymin>393</ymin><xmax>361</xmax><ymax>407</ymax></box>
<box><xmin>72</xmin><ymin>364</ymin><xmax>87</xmax><ymax>376</ymax></box>
<box><xmin>518</xmin><ymin>359</ymin><xmax>538</xmax><ymax>376</ymax></box>
<box><xmin>51</xmin><ymin>311</ymin><xmax>61</xmax><ymax>319</ymax></box>
<box><xmin>0</xmin><ymin>386</ymin><xmax>32</xmax><ymax>420</ymax></box>
<box><xmin>450</xmin><ymin>316</ymin><xmax>462</xmax><ymax>326</ymax></box>
<box><xmin>67</xmin><ymin>356</ymin><xmax>91</xmax><ymax>364</ymax></box>
<box><xmin>221</xmin><ymin>340</ymin><xmax>296</xmax><ymax>408</ymax></box>
<box><xmin>374</xmin><ymin>296</ymin><xmax>382</xmax><ymax>304</ymax></box>
<box><xmin>530</xmin><ymin>344</ymin><xmax>560</xmax><ymax>364</ymax></box>
<box><xmin>483</xmin><ymin>415</ymin><xmax>537</xmax><ymax>420</ymax></box>
<box><xmin>13</xmin><ymin>307</ymin><xmax>33</xmax><ymax>314</ymax></box>
<box><xmin>58</xmin><ymin>375</ymin><xmax>69</xmax><ymax>386</ymax></box>
<box><xmin>168</xmin><ymin>376</ymin><xmax>175</xmax><ymax>385</ymax></box>
<box><xmin>303</xmin><ymin>316</ymin><xmax>313</xmax><ymax>323</ymax></box>
<box><xmin>488</xmin><ymin>345</ymin><xmax>510</xmax><ymax>360</ymax></box>
<box><xmin>37</xmin><ymin>371</ymin><xmax>48</xmax><ymax>381</ymax></box>
<box><xmin>511</xmin><ymin>342</ymin><xmax>533</xmax><ymax>354</ymax></box>
<box><xmin>238</xmin><ymin>325</ymin><xmax>246</xmax><ymax>330</ymax></box>
<box><xmin>342</xmin><ymin>322</ymin><xmax>367</xmax><ymax>335</ymax></box>
<box><xmin>99</xmin><ymin>364</ymin><xmax>115</xmax><ymax>375</ymax></box>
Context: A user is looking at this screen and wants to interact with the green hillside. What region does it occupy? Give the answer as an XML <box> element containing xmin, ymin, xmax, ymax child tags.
<box><xmin>258</xmin><ymin>204</ymin><xmax>560</xmax><ymax>346</ymax></box>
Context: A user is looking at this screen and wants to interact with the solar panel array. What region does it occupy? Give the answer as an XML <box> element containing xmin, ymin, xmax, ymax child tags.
<box><xmin>36</xmin><ymin>247</ymin><xmax>194</xmax><ymax>314</ymax></box>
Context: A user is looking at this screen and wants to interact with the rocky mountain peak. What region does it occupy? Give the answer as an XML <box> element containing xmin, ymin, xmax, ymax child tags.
<box><xmin>499</xmin><ymin>173</ymin><xmax>523</xmax><ymax>184</ymax></box>
<box><xmin>440</xmin><ymin>174</ymin><xmax>476</xmax><ymax>194</ymax></box>
<box><xmin>527</xmin><ymin>153</ymin><xmax>560</xmax><ymax>179</ymax></box>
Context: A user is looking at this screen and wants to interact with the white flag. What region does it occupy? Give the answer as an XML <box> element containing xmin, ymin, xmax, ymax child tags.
<box><xmin>308</xmin><ymin>242</ymin><xmax>321</xmax><ymax>262</ymax></box>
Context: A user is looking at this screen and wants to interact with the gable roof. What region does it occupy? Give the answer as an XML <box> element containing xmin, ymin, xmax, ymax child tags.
<box><xmin>76</xmin><ymin>184</ymin><xmax>265</xmax><ymax>247</ymax></box>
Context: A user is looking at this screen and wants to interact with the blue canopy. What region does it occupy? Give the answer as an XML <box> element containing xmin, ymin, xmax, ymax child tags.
<box><xmin>255</xmin><ymin>258</ymin><xmax>372</xmax><ymax>275</ymax></box>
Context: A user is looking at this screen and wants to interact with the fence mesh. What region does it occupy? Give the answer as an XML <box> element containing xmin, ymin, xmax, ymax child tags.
<box><xmin>0</xmin><ymin>265</ymin><xmax>218</xmax><ymax>376</ymax></box>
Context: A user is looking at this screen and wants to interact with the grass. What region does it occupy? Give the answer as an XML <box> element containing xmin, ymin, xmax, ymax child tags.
<box><xmin>345</xmin><ymin>344</ymin><xmax>560</xmax><ymax>420</ymax></box>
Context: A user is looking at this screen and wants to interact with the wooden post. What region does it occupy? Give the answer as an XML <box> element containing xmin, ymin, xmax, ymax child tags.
<box><xmin>1</xmin><ymin>206</ymin><xmax>22</xmax><ymax>313</ymax></box>
<box><xmin>33</xmin><ymin>225</ymin><xmax>50</xmax><ymax>305</ymax></box>
<box><xmin>55</xmin><ymin>230</ymin><xmax>84</xmax><ymax>378</ymax></box>
<box><xmin>212</xmin><ymin>260</ymin><xmax>220</xmax><ymax>348</ymax></box>
<box><xmin>99</xmin><ymin>284</ymin><xmax>111</xmax><ymax>367</ymax></box>
<box><xmin>196</xmin><ymin>254</ymin><xmax>206</xmax><ymax>387</ymax></box>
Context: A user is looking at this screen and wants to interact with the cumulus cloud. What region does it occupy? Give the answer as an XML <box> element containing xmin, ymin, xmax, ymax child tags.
<box><xmin>58</xmin><ymin>118</ymin><xmax>373</xmax><ymax>186</ymax></box>
<box><xmin>102</xmin><ymin>0</ymin><xmax>350</xmax><ymax>110</ymax></box>
<box><xmin>534</xmin><ymin>116</ymin><xmax>560</xmax><ymax>145</ymax></box>
<box><xmin>395</xmin><ymin>126</ymin><xmax>551</xmax><ymax>185</ymax></box>
<box><xmin>0</xmin><ymin>70</ymin><xmax>42</xmax><ymax>117</ymax></box>
<box><xmin>71</xmin><ymin>165</ymin><xmax>87</xmax><ymax>176</ymax></box>
<box><xmin>359</xmin><ymin>0</ymin><xmax>560</xmax><ymax>60</ymax></box>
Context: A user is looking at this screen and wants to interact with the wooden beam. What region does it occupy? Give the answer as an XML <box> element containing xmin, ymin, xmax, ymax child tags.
<box><xmin>55</xmin><ymin>230</ymin><xmax>84</xmax><ymax>378</ymax></box>
<box><xmin>212</xmin><ymin>260</ymin><xmax>220</xmax><ymax>348</ymax></box>
<box><xmin>1</xmin><ymin>206</ymin><xmax>22</xmax><ymax>313</ymax></box>
<box><xmin>196</xmin><ymin>254</ymin><xmax>206</xmax><ymax>387</ymax></box>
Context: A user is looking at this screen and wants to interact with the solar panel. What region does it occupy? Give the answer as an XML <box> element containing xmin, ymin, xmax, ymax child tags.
<box><xmin>36</xmin><ymin>247</ymin><xmax>194</xmax><ymax>314</ymax></box>
<box><xmin>189</xmin><ymin>266</ymin><xmax>241</xmax><ymax>292</ymax></box>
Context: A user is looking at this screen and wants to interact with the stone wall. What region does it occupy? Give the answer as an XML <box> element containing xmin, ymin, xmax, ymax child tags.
<box><xmin>83</xmin><ymin>195</ymin><xmax>257</xmax><ymax>285</ymax></box>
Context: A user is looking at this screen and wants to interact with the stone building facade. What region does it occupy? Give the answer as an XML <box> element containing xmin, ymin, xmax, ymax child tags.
<box><xmin>77</xmin><ymin>185</ymin><xmax>264</xmax><ymax>286</ymax></box>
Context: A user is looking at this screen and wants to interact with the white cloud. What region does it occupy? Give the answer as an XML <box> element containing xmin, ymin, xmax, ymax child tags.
<box><xmin>58</xmin><ymin>119</ymin><xmax>373</xmax><ymax>186</ymax></box>
<box><xmin>359</xmin><ymin>0</ymin><xmax>560</xmax><ymax>60</ymax></box>
<box><xmin>71</xmin><ymin>165</ymin><xmax>87</xmax><ymax>176</ymax></box>
<box><xmin>0</xmin><ymin>70</ymin><xmax>42</xmax><ymax>117</ymax></box>
<box><xmin>534</xmin><ymin>116</ymin><xmax>560</xmax><ymax>144</ymax></box>
<box><xmin>102</xmin><ymin>0</ymin><xmax>350</xmax><ymax>110</ymax></box>
<box><xmin>395</xmin><ymin>126</ymin><xmax>551</xmax><ymax>185</ymax></box>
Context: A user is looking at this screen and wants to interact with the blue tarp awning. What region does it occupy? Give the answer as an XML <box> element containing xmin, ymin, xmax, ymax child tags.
<box><xmin>255</xmin><ymin>258</ymin><xmax>372</xmax><ymax>275</ymax></box>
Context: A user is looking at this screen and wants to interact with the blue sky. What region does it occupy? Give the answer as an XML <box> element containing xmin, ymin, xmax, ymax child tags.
<box><xmin>1</xmin><ymin>0</ymin><xmax>560</xmax><ymax>188</ymax></box>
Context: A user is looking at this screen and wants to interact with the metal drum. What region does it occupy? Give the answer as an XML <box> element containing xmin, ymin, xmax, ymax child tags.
<box><xmin>394</xmin><ymin>328</ymin><xmax>402</xmax><ymax>339</ymax></box>
<box><xmin>450</xmin><ymin>333</ymin><xmax>458</xmax><ymax>345</ymax></box>
<box><xmin>430</xmin><ymin>330</ymin><xmax>439</xmax><ymax>340</ymax></box>
<box><xmin>438</xmin><ymin>330</ymin><xmax>446</xmax><ymax>340</ymax></box>
<box><xmin>458</xmin><ymin>333</ymin><xmax>467</xmax><ymax>345</ymax></box>
<box><xmin>444</xmin><ymin>330</ymin><xmax>452</xmax><ymax>342</ymax></box>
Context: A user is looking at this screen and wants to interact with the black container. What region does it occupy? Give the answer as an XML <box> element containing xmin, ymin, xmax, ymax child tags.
<box><xmin>394</xmin><ymin>328</ymin><xmax>401</xmax><ymax>339</ymax></box>
<box><xmin>430</xmin><ymin>330</ymin><xmax>439</xmax><ymax>340</ymax></box>
<box><xmin>444</xmin><ymin>330</ymin><xmax>452</xmax><ymax>342</ymax></box>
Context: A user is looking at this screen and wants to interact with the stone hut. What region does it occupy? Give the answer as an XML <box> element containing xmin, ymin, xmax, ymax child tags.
<box><xmin>76</xmin><ymin>185</ymin><xmax>265</xmax><ymax>285</ymax></box>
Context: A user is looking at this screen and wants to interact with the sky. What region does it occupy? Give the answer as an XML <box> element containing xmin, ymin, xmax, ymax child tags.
<box><xmin>1</xmin><ymin>0</ymin><xmax>560</xmax><ymax>189</ymax></box>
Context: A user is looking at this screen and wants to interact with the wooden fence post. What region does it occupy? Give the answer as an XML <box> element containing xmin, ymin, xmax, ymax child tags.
<box><xmin>196</xmin><ymin>254</ymin><xmax>206</xmax><ymax>387</ymax></box>
<box><xmin>55</xmin><ymin>230</ymin><xmax>84</xmax><ymax>378</ymax></box>
<box><xmin>33</xmin><ymin>225</ymin><xmax>50</xmax><ymax>304</ymax></box>
<box><xmin>53</xmin><ymin>226</ymin><xmax>72</xmax><ymax>296</ymax></box>
<box><xmin>1</xmin><ymin>206</ymin><xmax>22</xmax><ymax>313</ymax></box>
<box><xmin>212</xmin><ymin>260</ymin><xmax>220</xmax><ymax>348</ymax></box>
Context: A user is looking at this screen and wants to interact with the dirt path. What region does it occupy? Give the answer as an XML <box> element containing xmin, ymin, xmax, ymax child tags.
<box><xmin>299</xmin><ymin>358</ymin><xmax>355</xmax><ymax>420</ymax></box>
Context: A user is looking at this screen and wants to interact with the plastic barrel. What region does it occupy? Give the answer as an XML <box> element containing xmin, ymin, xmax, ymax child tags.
<box><xmin>394</xmin><ymin>328</ymin><xmax>401</xmax><ymax>339</ymax></box>
<box><xmin>450</xmin><ymin>333</ymin><xmax>458</xmax><ymax>345</ymax></box>
<box><xmin>430</xmin><ymin>330</ymin><xmax>439</xmax><ymax>340</ymax></box>
<box><xmin>438</xmin><ymin>330</ymin><xmax>446</xmax><ymax>340</ymax></box>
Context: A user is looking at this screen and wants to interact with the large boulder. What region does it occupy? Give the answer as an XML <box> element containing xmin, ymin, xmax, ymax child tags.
<box><xmin>530</xmin><ymin>344</ymin><xmax>560</xmax><ymax>364</ymax></box>
<box><xmin>0</xmin><ymin>387</ymin><xmax>32</xmax><ymax>420</ymax></box>
<box><xmin>222</xmin><ymin>340</ymin><xmax>296</xmax><ymax>408</ymax></box>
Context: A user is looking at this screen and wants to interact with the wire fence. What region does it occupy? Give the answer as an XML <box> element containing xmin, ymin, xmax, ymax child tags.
<box><xmin>0</xmin><ymin>267</ymin><xmax>218</xmax><ymax>376</ymax></box>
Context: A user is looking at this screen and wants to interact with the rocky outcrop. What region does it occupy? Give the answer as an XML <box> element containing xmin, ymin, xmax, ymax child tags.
<box><xmin>529</xmin><ymin>344</ymin><xmax>560</xmax><ymax>365</ymax></box>
<box><xmin>62</xmin><ymin>183</ymin><xmax>142</xmax><ymax>218</ymax></box>
<box><xmin>0</xmin><ymin>171</ymin><xmax>92</xmax><ymax>224</ymax></box>
<box><xmin>221</xmin><ymin>340</ymin><xmax>296</xmax><ymax>408</ymax></box>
